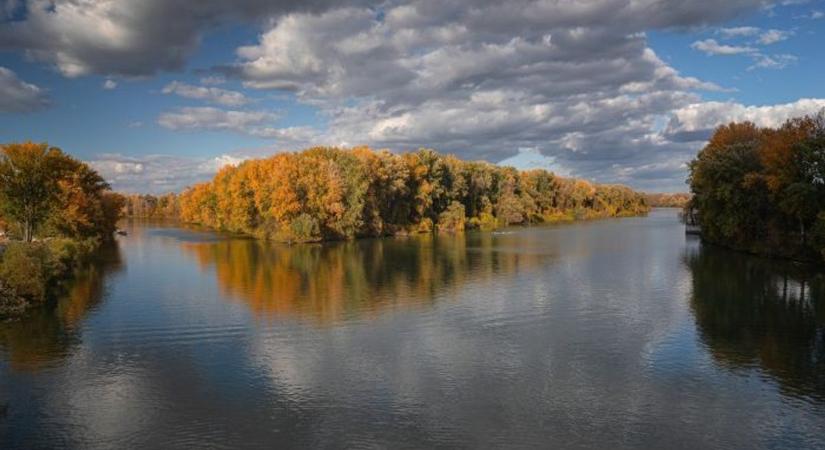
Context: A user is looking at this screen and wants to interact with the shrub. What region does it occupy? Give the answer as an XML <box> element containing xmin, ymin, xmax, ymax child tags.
<box><xmin>0</xmin><ymin>238</ymin><xmax>95</xmax><ymax>309</ymax></box>
<box><xmin>0</xmin><ymin>242</ymin><xmax>56</xmax><ymax>303</ymax></box>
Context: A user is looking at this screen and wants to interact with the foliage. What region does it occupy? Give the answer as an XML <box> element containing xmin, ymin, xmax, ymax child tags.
<box><xmin>122</xmin><ymin>193</ymin><xmax>180</xmax><ymax>219</ymax></box>
<box><xmin>180</xmin><ymin>147</ymin><xmax>649</xmax><ymax>242</ymax></box>
<box><xmin>0</xmin><ymin>142</ymin><xmax>63</xmax><ymax>242</ymax></box>
<box><xmin>644</xmin><ymin>192</ymin><xmax>692</xmax><ymax>208</ymax></box>
<box><xmin>0</xmin><ymin>239</ymin><xmax>96</xmax><ymax>308</ymax></box>
<box><xmin>0</xmin><ymin>142</ymin><xmax>124</xmax><ymax>317</ymax></box>
<box><xmin>0</xmin><ymin>279</ymin><xmax>28</xmax><ymax>319</ymax></box>
<box><xmin>688</xmin><ymin>110</ymin><xmax>825</xmax><ymax>263</ymax></box>
<box><xmin>0</xmin><ymin>142</ymin><xmax>124</xmax><ymax>242</ymax></box>
<box><xmin>437</xmin><ymin>201</ymin><xmax>466</xmax><ymax>232</ymax></box>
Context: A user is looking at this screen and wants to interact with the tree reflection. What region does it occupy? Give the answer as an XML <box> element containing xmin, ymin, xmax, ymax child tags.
<box><xmin>0</xmin><ymin>242</ymin><xmax>122</xmax><ymax>372</ymax></box>
<box><xmin>181</xmin><ymin>233</ymin><xmax>545</xmax><ymax>323</ymax></box>
<box><xmin>687</xmin><ymin>245</ymin><xmax>825</xmax><ymax>400</ymax></box>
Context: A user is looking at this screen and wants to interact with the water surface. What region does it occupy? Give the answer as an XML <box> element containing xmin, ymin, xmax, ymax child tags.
<box><xmin>1</xmin><ymin>209</ymin><xmax>823</xmax><ymax>449</ymax></box>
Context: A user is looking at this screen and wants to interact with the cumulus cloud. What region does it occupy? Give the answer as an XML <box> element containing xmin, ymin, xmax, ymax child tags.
<box><xmin>691</xmin><ymin>39</ymin><xmax>756</xmax><ymax>55</ymax></box>
<box><xmin>0</xmin><ymin>0</ymin><xmax>373</xmax><ymax>77</ymax></box>
<box><xmin>162</xmin><ymin>81</ymin><xmax>250</xmax><ymax>106</ymax></box>
<box><xmin>89</xmin><ymin>153</ymin><xmax>249</xmax><ymax>193</ymax></box>
<box><xmin>102</xmin><ymin>79</ymin><xmax>117</xmax><ymax>90</ymax></box>
<box><xmin>757</xmin><ymin>29</ymin><xmax>791</xmax><ymax>44</ymax></box>
<box><xmin>4</xmin><ymin>0</ymin><xmax>808</xmax><ymax>191</ymax></box>
<box><xmin>0</xmin><ymin>65</ymin><xmax>49</xmax><ymax>112</ymax></box>
<box><xmin>220</xmin><ymin>1</ymin><xmax>773</xmax><ymax>190</ymax></box>
<box><xmin>665</xmin><ymin>98</ymin><xmax>825</xmax><ymax>141</ymax></box>
<box><xmin>717</xmin><ymin>26</ymin><xmax>761</xmax><ymax>38</ymax></box>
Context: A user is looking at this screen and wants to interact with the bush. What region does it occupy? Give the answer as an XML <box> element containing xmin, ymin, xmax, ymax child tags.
<box><xmin>0</xmin><ymin>238</ymin><xmax>96</xmax><ymax>309</ymax></box>
<box><xmin>0</xmin><ymin>242</ymin><xmax>55</xmax><ymax>303</ymax></box>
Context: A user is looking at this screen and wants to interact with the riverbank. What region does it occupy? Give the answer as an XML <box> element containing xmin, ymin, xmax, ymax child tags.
<box><xmin>0</xmin><ymin>238</ymin><xmax>102</xmax><ymax>320</ymax></box>
<box><xmin>686</xmin><ymin>113</ymin><xmax>825</xmax><ymax>266</ymax></box>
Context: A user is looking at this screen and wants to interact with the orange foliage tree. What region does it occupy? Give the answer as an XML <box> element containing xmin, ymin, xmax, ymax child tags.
<box><xmin>179</xmin><ymin>146</ymin><xmax>649</xmax><ymax>243</ymax></box>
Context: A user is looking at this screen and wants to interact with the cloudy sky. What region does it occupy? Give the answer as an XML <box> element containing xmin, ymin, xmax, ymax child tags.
<box><xmin>1</xmin><ymin>0</ymin><xmax>824</xmax><ymax>193</ymax></box>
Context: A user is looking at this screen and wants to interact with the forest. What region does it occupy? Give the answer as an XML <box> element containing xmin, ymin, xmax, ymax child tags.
<box><xmin>176</xmin><ymin>147</ymin><xmax>650</xmax><ymax>242</ymax></box>
<box><xmin>644</xmin><ymin>192</ymin><xmax>691</xmax><ymax>208</ymax></box>
<box><xmin>688</xmin><ymin>111</ymin><xmax>825</xmax><ymax>264</ymax></box>
<box><xmin>0</xmin><ymin>142</ymin><xmax>124</xmax><ymax>318</ymax></box>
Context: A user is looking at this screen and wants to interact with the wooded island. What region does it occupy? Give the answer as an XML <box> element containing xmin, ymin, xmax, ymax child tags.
<box><xmin>173</xmin><ymin>147</ymin><xmax>650</xmax><ymax>242</ymax></box>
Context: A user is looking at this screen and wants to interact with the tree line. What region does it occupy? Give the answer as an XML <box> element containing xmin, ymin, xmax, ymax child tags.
<box><xmin>0</xmin><ymin>142</ymin><xmax>125</xmax><ymax>318</ymax></box>
<box><xmin>688</xmin><ymin>111</ymin><xmax>825</xmax><ymax>264</ymax></box>
<box><xmin>122</xmin><ymin>193</ymin><xmax>180</xmax><ymax>219</ymax></box>
<box><xmin>176</xmin><ymin>147</ymin><xmax>650</xmax><ymax>242</ymax></box>
<box><xmin>644</xmin><ymin>192</ymin><xmax>691</xmax><ymax>208</ymax></box>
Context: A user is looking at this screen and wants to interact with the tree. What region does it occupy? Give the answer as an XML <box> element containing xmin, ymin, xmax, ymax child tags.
<box><xmin>0</xmin><ymin>142</ymin><xmax>64</xmax><ymax>242</ymax></box>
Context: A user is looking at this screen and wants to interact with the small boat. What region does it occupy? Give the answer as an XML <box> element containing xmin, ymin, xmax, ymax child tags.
<box><xmin>116</xmin><ymin>230</ymin><xmax>128</xmax><ymax>236</ymax></box>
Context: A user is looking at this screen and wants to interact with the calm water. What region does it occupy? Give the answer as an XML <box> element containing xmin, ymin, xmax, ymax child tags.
<box><xmin>1</xmin><ymin>209</ymin><xmax>824</xmax><ymax>449</ymax></box>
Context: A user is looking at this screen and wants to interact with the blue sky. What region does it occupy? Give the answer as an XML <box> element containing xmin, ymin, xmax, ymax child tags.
<box><xmin>1</xmin><ymin>0</ymin><xmax>824</xmax><ymax>193</ymax></box>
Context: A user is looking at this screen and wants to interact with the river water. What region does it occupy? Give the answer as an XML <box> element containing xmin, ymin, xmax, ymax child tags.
<box><xmin>1</xmin><ymin>209</ymin><xmax>823</xmax><ymax>449</ymax></box>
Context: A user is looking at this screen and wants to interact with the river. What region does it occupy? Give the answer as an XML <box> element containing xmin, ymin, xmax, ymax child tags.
<box><xmin>1</xmin><ymin>209</ymin><xmax>823</xmax><ymax>449</ymax></box>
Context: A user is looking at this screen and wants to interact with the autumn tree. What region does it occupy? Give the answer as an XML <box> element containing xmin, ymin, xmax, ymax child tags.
<box><xmin>0</xmin><ymin>142</ymin><xmax>64</xmax><ymax>242</ymax></box>
<box><xmin>689</xmin><ymin>110</ymin><xmax>825</xmax><ymax>263</ymax></box>
<box><xmin>179</xmin><ymin>146</ymin><xmax>649</xmax><ymax>243</ymax></box>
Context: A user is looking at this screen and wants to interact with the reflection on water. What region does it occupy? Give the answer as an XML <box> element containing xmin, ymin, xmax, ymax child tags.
<box><xmin>1</xmin><ymin>211</ymin><xmax>824</xmax><ymax>449</ymax></box>
<box><xmin>0</xmin><ymin>243</ymin><xmax>122</xmax><ymax>372</ymax></box>
<box><xmin>687</xmin><ymin>245</ymin><xmax>825</xmax><ymax>401</ymax></box>
<box><xmin>181</xmin><ymin>233</ymin><xmax>549</xmax><ymax>323</ymax></box>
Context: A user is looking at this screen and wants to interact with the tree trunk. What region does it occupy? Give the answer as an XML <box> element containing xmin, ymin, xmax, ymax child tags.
<box><xmin>23</xmin><ymin>219</ymin><xmax>33</xmax><ymax>243</ymax></box>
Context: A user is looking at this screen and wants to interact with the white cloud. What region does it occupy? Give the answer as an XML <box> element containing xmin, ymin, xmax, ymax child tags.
<box><xmin>90</xmin><ymin>153</ymin><xmax>249</xmax><ymax>193</ymax></box>
<box><xmin>748</xmin><ymin>53</ymin><xmax>797</xmax><ymax>70</ymax></box>
<box><xmin>718</xmin><ymin>26</ymin><xmax>761</xmax><ymax>38</ymax></box>
<box><xmin>3</xmin><ymin>0</ymin><xmax>803</xmax><ymax>191</ymax></box>
<box><xmin>757</xmin><ymin>29</ymin><xmax>791</xmax><ymax>44</ymax></box>
<box><xmin>200</xmin><ymin>75</ymin><xmax>227</xmax><ymax>85</ymax></box>
<box><xmin>102</xmin><ymin>79</ymin><xmax>117</xmax><ymax>90</ymax></box>
<box><xmin>0</xmin><ymin>0</ymin><xmax>366</xmax><ymax>77</ymax></box>
<box><xmin>157</xmin><ymin>107</ymin><xmax>278</xmax><ymax>133</ymax></box>
<box><xmin>162</xmin><ymin>81</ymin><xmax>250</xmax><ymax>106</ymax></box>
<box><xmin>666</xmin><ymin>98</ymin><xmax>825</xmax><ymax>139</ymax></box>
<box><xmin>0</xmin><ymin>66</ymin><xmax>49</xmax><ymax>112</ymax></box>
<box><xmin>210</xmin><ymin>1</ymin><xmax>812</xmax><ymax>190</ymax></box>
<box><xmin>691</xmin><ymin>39</ymin><xmax>756</xmax><ymax>55</ymax></box>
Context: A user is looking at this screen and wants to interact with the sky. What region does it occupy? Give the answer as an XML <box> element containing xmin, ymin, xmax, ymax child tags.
<box><xmin>1</xmin><ymin>0</ymin><xmax>824</xmax><ymax>193</ymax></box>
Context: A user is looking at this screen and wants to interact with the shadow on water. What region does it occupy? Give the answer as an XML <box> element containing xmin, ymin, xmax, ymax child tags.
<box><xmin>180</xmin><ymin>232</ymin><xmax>550</xmax><ymax>324</ymax></box>
<box><xmin>686</xmin><ymin>243</ymin><xmax>825</xmax><ymax>401</ymax></box>
<box><xmin>0</xmin><ymin>242</ymin><xmax>123</xmax><ymax>372</ymax></box>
